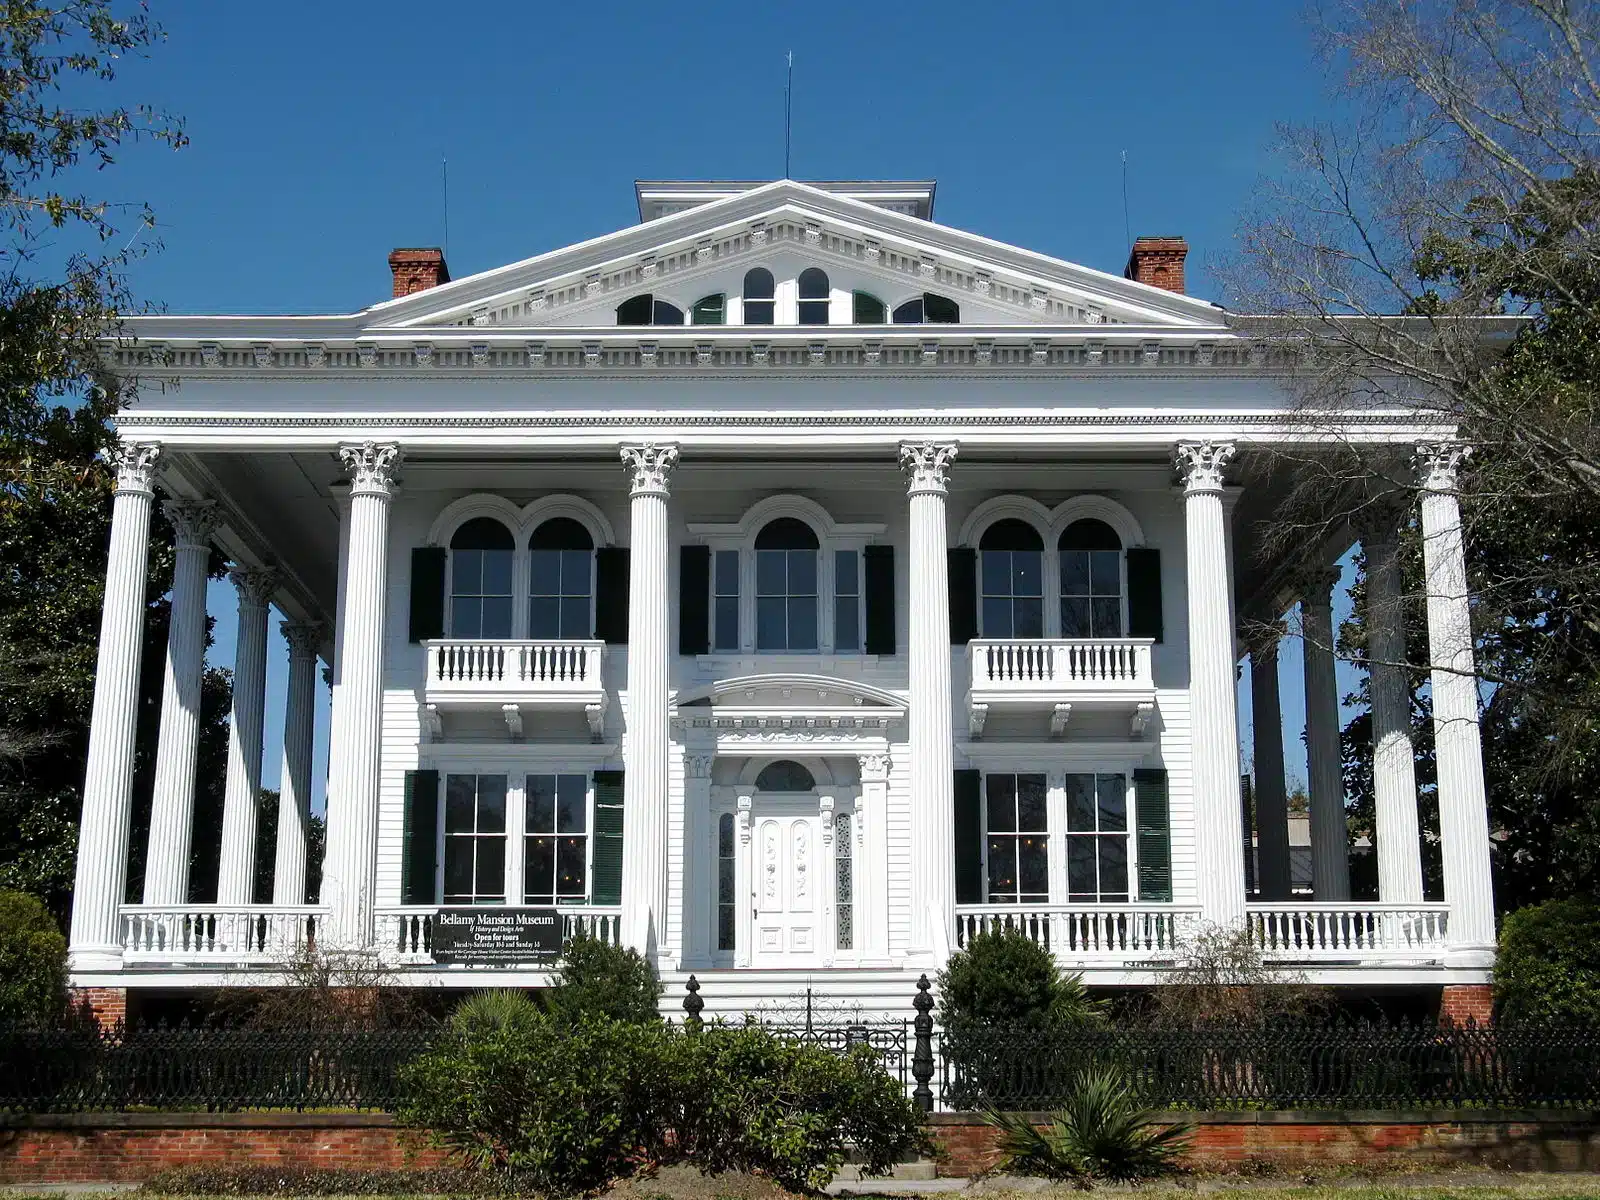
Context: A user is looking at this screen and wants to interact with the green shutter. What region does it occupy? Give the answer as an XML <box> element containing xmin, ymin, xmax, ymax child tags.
<box><xmin>594</xmin><ymin>547</ymin><xmax>630</xmax><ymax>644</ymax></box>
<box><xmin>948</xmin><ymin>548</ymin><xmax>978</xmax><ymax>645</ymax></box>
<box><xmin>401</xmin><ymin>769</ymin><xmax>439</xmax><ymax>905</ymax></box>
<box><xmin>954</xmin><ymin>769</ymin><xmax>983</xmax><ymax>905</ymax></box>
<box><xmin>1134</xmin><ymin>768</ymin><xmax>1172</xmax><ymax>903</ymax></box>
<box><xmin>592</xmin><ymin>769</ymin><xmax>625</xmax><ymax>905</ymax></box>
<box><xmin>863</xmin><ymin>545</ymin><xmax>896</xmax><ymax>655</ymax></box>
<box><xmin>409</xmin><ymin>547</ymin><xmax>447</xmax><ymax>643</ymax></box>
<box><xmin>1126</xmin><ymin>547</ymin><xmax>1163</xmax><ymax>642</ymax></box>
<box><xmin>679</xmin><ymin>546</ymin><xmax>710</xmax><ymax>655</ymax></box>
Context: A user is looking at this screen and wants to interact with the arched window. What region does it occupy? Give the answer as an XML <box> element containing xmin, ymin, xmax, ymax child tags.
<box><xmin>798</xmin><ymin>267</ymin><xmax>830</xmax><ymax>325</ymax></box>
<box><xmin>450</xmin><ymin>518</ymin><xmax>515</xmax><ymax>638</ymax></box>
<box><xmin>978</xmin><ymin>519</ymin><xmax>1044</xmax><ymax>638</ymax></box>
<box><xmin>892</xmin><ymin>293</ymin><xmax>960</xmax><ymax>324</ymax></box>
<box><xmin>743</xmin><ymin>268</ymin><xmax>775</xmax><ymax>325</ymax></box>
<box><xmin>528</xmin><ymin>517</ymin><xmax>594</xmax><ymax>639</ymax></box>
<box><xmin>853</xmin><ymin>291</ymin><xmax>886</xmax><ymax>323</ymax></box>
<box><xmin>691</xmin><ymin>293</ymin><xmax>725</xmax><ymax>325</ymax></box>
<box><xmin>754</xmin><ymin>517</ymin><xmax>818</xmax><ymax>651</ymax></box>
<box><xmin>616</xmin><ymin>294</ymin><xmax>684</xmax><ymax>325</ymax></box>
<box><xmin>1059</xmin><ymin>519</ymin><xmax>1123</xmax><ymax>638</ymax></box>
<box><xmin>755</xmin><ymin>760</ymin><xmax>817</xmax><ymax>791</ymax></box>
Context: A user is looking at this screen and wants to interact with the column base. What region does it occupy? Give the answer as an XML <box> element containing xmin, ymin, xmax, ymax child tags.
<box><xmin>67</xmin><ymin>945</ymin><xmax>124</xmax><ymax>973</ymax></box>
<box><xmin>1440</xmin><ymin>983</ymin><xmax>1494</xmax><ymax>1027</ymax></box>
<box><xmin>1444</xmin><ymin>943</ymin><xmax>1497</xmax><ymax>970</ymax></box>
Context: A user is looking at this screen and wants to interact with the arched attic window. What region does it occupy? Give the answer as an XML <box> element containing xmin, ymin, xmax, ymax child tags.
<box><xmin>528</xmin><ymin>517</ymin><xmax>595</xmax><ymax>640</ymax></box>
<box><xmin>978</xmin><ymin>518</ymin><xmax>1043</xmax><ymax>638</ymax></box>
<box><xmin>616</xmin><ymin>294</ymin><xmax>684</xmax><ymax>325</ymax></box>
<box><xmin>450</xmin><ymin>517</ymin><xmax>515</xmax><ymax>639</ymax></box>
<box><xmin>755</xmin><ymin>760</ymin><xmax>817</xmax><ymax>791</ymax></box>
<box><xmin>798</xmin><ymin>267</ymin><xmax>830</xmax><ymax>325</ymax></box>
<box><xmin>754</xmin><ymin>516</ymin><xmax>819</xmax><ymax>651</ymax></box>
<box><xmin>853</xmin><ymin>292</ymin><xmax>886</xmax><ymax>323</ymax></box>
<box><xmin>692</xmin><ymin>293</ymin><xmax>725</xmax><ymax>325</ymax></box>
<box><xmin>1059</xmin><ymin>519</ymin><xmax>1123</xmax><ymax>638</ymax></box>
<box><xmin>892</xmin><ymin>293</ymin><xmax>960</xmax><ymax>324</ymax></box>
<box><xmin>743</xmin><ymin>268</ymin><xmax>775</xmax><ymax>325</ymax></box>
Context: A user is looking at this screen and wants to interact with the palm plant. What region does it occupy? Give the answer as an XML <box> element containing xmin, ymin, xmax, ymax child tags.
<box><xmin>985</xmin><ymin>1067</ymin><xmax>1192</xmax><ymax>1180</ymax></box>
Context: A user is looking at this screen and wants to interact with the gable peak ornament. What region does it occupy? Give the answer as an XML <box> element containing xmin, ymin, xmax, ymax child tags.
<box><xmin>1175</xmin><ymin>440</ymin><xmax>1237</xmax><ymax>494</ymax></box>
<box><xmin>620</xmin><ymin>442</ymin><xmax>680</xmax><ymax>497</ymax></box>
<box><xmin>900</xmin><ymin>441</ymin><xmax>958</xmax><ymax>496</ymax></box>
<box><xmin>339</xmin><ymin>442</ymin><xmax>402</xmax><ymax>496</ymax></box>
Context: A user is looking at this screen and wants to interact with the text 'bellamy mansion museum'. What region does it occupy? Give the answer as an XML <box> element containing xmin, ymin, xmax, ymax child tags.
<box><xmin>70</xmin><ymin>179</ymin><xmax>1497</xmax><ymax>1019</ymax></box>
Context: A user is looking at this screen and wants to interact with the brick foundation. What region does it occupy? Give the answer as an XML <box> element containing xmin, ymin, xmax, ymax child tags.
<box><xmin>1441</xmin><ymin>984</ymin><xmax>1495</xmax><ymax>1027</ymax></box>
<box><xmin>71</xmin><ymin>988</ymin><xmax>126</xmax><ymax>1032</ymax></box>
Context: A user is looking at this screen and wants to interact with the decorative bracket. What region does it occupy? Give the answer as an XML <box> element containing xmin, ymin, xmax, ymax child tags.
<box><xmin>968</xmin><ymin>702</ymin><xmax>988</xmax><ymax>739</ymax></box>
<box><xmin>820</xmin><ymin>795</ymin><xmax>835</xmax><ymax>847</ymax></box>
<box><xmin>736</xmin><ymin>795</ymin><xmax>752</xmax><ymax>846</ymax></box>
<box><xmin>1131</xmin><ymin>702</ymin><xmax>1155</xmax><ymax>739</ymax></box>
<box><xmin>1049</xmin><ymin>703</ymin><xmax>1073</xmax><ymax>738</ymax></box>
<box><xmin>585</xmin><ymin>699</ymin><xmax>607</xmax><ymax>742</ymax></box>
<box><xmin>421</xmin><ymin>703</ymin><xmax>442</xmax><ymax>742</ymax></box>
<box><xmin>502</xmin><ymin>704</ymin><xmax>524</xmax><ymax>738</ymax></box>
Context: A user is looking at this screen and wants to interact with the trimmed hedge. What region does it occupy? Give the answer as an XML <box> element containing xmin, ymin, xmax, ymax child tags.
<box><xmin>1496</xmin><ymin>898</ymin><xmax>1600</xmax><ymax>1026</ymax></box>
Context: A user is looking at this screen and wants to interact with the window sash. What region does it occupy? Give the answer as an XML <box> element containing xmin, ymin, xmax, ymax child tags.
<box><xmin>984</xmin><ymin>773</ymin><xmax>1049</xmax><ymax>904</ymax></box>
<box><xmin>450</xmin><ymin>549</ymin><xmax>514</xmax><ymax>639</ymax></box>
<box><xmin>1064</xmin><ymin>773</ymin><xmax>1132</xmax><ymax>903</ymax></box>
<box><xmin>442</xmin><ymin>773</ymin><xmax>508</xmax><ymax>904</ymax></box>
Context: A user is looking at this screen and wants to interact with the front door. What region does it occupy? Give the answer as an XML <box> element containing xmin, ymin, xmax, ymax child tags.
<box><xmin>750</xmin><ymin>794</ymin><xmax>823</xmax><ymax>966</ymax></box>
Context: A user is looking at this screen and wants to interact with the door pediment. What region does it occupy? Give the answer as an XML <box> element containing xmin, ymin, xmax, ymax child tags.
<box><xmin>672</xmin><ymin>673</ymin><xmax>906</xmax><ymax>741</ymax></box>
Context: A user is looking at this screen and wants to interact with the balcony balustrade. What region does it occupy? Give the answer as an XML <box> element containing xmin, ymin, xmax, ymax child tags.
<box><xmin>955</xmin><ymin>903</ymin><xmax>1203</xmax><ymax>960</ymax></box>
<box><xmin>422</xmin><ymin>638</ymin><xmax>606</xmax><ymax>737</ymax></box>
<box><xmin>119</xmin><ymin>905</ymin><xmax>325</xmax><ymax>965</ymax></box>
<box><xmin>1245</xmin><ymin>902</ymin><xmax>1451</xmax><ymax>961</ymax></box>
<box><xmin>966</xmin><ymin>637</ymin><xmax>1156</xmax><ymax>737</ymax></box>
<box><xmin>376</xmin><ymin>905</ymin><xmax>624</xmax><ymax>966</ymax></box>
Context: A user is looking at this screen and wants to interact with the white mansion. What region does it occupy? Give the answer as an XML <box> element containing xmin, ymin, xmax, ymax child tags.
<box><xmin>69</xmin><ymin>180</ymin><xmax>1496</xmax><ymax>1019</ymax></box>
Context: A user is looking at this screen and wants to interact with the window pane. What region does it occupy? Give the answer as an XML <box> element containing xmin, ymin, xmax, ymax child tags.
<box><xmin>444</xmin><ymin>843</ymin><xmax>473</xmax><ymax>897</ymax></box>
<box><xmin>788</xmin><ymin>550</ymin><xmax>816</xmax><ymax>594</ymax></box>
<box><xmin>524</xmin><ymin>837</ymin><xmax>554</xmax><ymax>903</ymax></box>
<box><xmin>1017</xmin><ymin>775</ymin><xmax>1048</xmax><ymax>830</ymax></box>
<box><xmin>482</xmin><ymin>597</ymin><xmax>513</xmax><ymax>639</ymax></box>
<box><xmin>981</xmin><ymin>597</ymin><xmax>1012</xmax><ymax>638</ymax></box>
<box><xmin>714</xmin><ymin>549</ymin><xmax>739</xmax><ymax>593</ymax></box>
<box><xmin>981</xmin><ymin>551</ymin><xmax>1013</xmax><ymax>595</ymax></box>
<box><xmin>714</xmin><ymin>597</ymin><xmax>739</xmax><ymax>650</ymax></box>
<box><xmin>559</xmin><ymin>550</ymin><xmax>587</xmax><ymax>594</ymax></box>
<box><xmin>1067</xmin><ymin>837</ymin><xmax>1096</xmax><ymax>895</ymax></box>
<box><xmin>1098</xmin><ymin>775</ymin><xmax>1128</xmax><ymax>832</ymax></box>
<box><xmin>529</xmin><ymin>597</ymin><xmax>560</xmax><ymax>640</ymax></box>
<box><xmin>445</xmin><ymin>775</ymin><xmax>476</xmax><ymax>833</ymax></box>
<box><xmin>450</xmin><ymin>597</ymin><xmax>481</xmax><ymax>638</ymax></box>
<box><xmin>529</xmin><ymin>550</ymin><xmax>561</xmax><ymax>594</ymax></box>
<box><xmin>718</xmin><ymin>856</ymin><xmax>735</xmax><ymax>900</ymax></box>
<box><xmin>835</xmin><ymin>549</ymin><xmax>858</xmax><ymax>594</ymax></box>
<box><xmin>560</xmin><ymin>597</ymin><xmax>590</xmax><ymax>639</ymax></box>
<box><xmin>557</xmin><ymin>837</ymin><xmax>586</xmax><ymax>899</ymax></box>
<box><xmin>756</xmin><ymin>549</ymin><xmax>786</xmax><ymax>595</ymax></box>
<box><xmin>986</xmin><ymin>775</ymin><xmax>1017</xmax><ymax>832</ymax></box>
<box><xmin>452</xmin><ymin>549</ymin><xmax>481</xmax><ymax>593</ymax></box>
<box><xmin>1092</xmin><ymin>599</ymin><xmax>1122</xmax><ymax>637</ymax></box>
<box><xmin>797</xmin><ymin>299</ymin><xmax>829</xmax><ymax>325</ymax></box>
<box><xmin>718</xmin><ymin>813</ymin><xmax>734</xmax><ymax>857</ymax></box>
<box><xmin>1061</xmin><ymin>597</ymin><xmax>1091</xmax><ymax>638</ymax></box>
<box><xmin>1100</xmin><ymin>837</ymin><xmax>1129</xmax><ymax>898</ymax></box>
<box><xmin>477</xmin><ymin>776</ymin><xmax>507</xmax><ymax>833</ymax></box>
<box><xmin>1019</xmin><ymin>837</ymin><xmax>1050</xmax><ymax>899</ymax></box>
<box><xmin>1014</xmin><ymin>551</ymin><xmax>1043</xmax><ymax>596</ymax></box>
<box><xmin>788</xmin><ymin>597</ymin><xmax>818</xmax><ymax>650</ymax></box>
<box><xmin>987</xmin><ymin>837</ymin><xmax>1018</xmax><ymax>900</ymax></box>
<box><xmin>691</xmin><ymin>294</ymin><xmax>725</xmax><ymax>325</ymax></box>
<box><xmin>835</xmin><ymin>596</ymin><xmax>860</xmax><ymax>652</ymax></box>
<box><xmin>477</xmin><ymin>838</ymin><xmax>505</xmax><ymax>897</ymax></box>
<box><xmin>756</xmin><ymin>597</ymin><xmax>787</xmax><ymax>650</ymax></box>
<box><xmin>1090</xmin><ymin>551</ymin><xmax>1121</xmax><ymax>596</ymax></box>
<box><xmin>479</xmin><ymin>549</ymin><xmax>510</xmax><ymax>595</ymax></box>
<box><xmin>557</xmin><ymin>775</ymin><xmax>587</xmax><ymax>832</ymax></box>
<box><xmin>1060</xmin><ymin>550</ymin><xmax>1089</xmax><ymax>595</ymax></box>
<box><xmin>717</xmin><ymin>903</ymin><xmax>734</xmax><ymax>951</ymax></box>
<box><xmin>1015</xmin><ymin>598</ymin><xmax>1043</xmax><ymax>639</ymax></box>
<box><xmin>1065</xmin><ymin>774</ymin><xmax>1095</xmax><ymax>832</ymax></box>
<box><xmin>745</xmin><ymin>299</ymin><xmax>774</xmax><ymax>325</ymax></box>
<box><xmin>528</xmin><ymin>775</ymin><xmax>556</xmax><ymax>834</ymax></box>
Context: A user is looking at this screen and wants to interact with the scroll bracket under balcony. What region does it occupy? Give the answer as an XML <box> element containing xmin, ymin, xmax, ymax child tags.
<box><xmin>1049</xmin><ymin>703</ymin><xmax>1073</xmax><ymax>737</ymax></box>
<box><xmin>968</xmin><ymin>702</ymin><xmax>988</xmax><ymax>739</ymax></box>
<box><xmin>421</xmin><ymin>704</ymin><xmax>442</xmax><ymax>741</ymax></box>
<box><xmin>585</xmin><ymin>699</ymin><xmax>607</xmax><ymax>741</ymax></box>
<box><xmin>502</xmin><ymin>704</ymin><xmax>524</xmax><ymax>738</ymax></box>
<box><xmin>1131</xmin><ymin>702</ymin><xmax>1155</xmax><ymax>739</ymax></box>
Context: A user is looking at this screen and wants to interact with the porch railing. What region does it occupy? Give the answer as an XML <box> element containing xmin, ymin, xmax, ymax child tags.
<box><xmin>424</xmin><ymin>638</ymin><xmax>604</xmax><ymax>692</ymax></box>
<box><xmin>954</xmin><ymin>903</ymin><xmax>1203</xmax><ymax>959</ymax></box>
<box><xmin>1247</xmin><ymin>902</ymin><xmax>1451</xmax><ymax>959</ymax></box>
<box><xmin>968</xmin><ymin>638</ymin><xmax>1154</xmax><ymax>692</ymax></box>
<box><xmin>375</xmin><ymin>904</ymin><xmax>623</xmax><ymax>965</ymax></box>
<box><xmin>119</xmin><ymin>905</ymin><xmax>326</xmax><ymax>964</ymax></box>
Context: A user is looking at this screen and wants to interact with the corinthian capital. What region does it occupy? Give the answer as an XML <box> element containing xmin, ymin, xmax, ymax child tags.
<box><xmin>109</xmin><ymin>441</ymin><xmax>161</xmax><ymax>496</ymax></box>
<box><xmin>1415</xmin><ymin>440</ymin><xmax>1469</xmax><ymax>492</ymax></box>
<box><xmin>899</xmin><ymin>441</ymin><xmax>958</xmax><ymax>495</ymax></box>
<box><xmin>620</xmin><ymin>442</ymin><xmax>680</xmax><ymax>497</ymax></box>
<box><xmin>338</xmin><ymin>442</ymin><xmax>402</xmax><ymax>496</ymax></box>
<box><xmin>280</xmin><ymin>620</ymin><xmax>326</xmax><ymax>659</ymax></box>
<box><xmin>163</xmin><ymin>499</ymin><xmax>218</xmax><ymax>551</ymax></box>
<box><xmin>229</xmin><ymin>565</ymin><xmax>280</xmax><ymax>610</ymax></box>
<box><xmin>1174</xmin><ymin>440</ymin><xmax>1236</xmax><ymax>494</ymax></box>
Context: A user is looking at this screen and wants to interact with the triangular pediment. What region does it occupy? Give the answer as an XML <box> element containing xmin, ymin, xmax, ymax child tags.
<box><xmin>363</xmin><ymin>180</ymin><xmax>1224</xmax><ymax>333</ymax></box>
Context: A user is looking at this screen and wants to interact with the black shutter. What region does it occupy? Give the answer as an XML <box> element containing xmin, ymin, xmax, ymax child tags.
<box><xmin>679</xmin><ymin>545</ymin><xmax>710</xmax><ymax>656</ymax></box>
<box><xmin>863</xmin><ymin>545</ymin><xmax>896</xmax><ymax>656</ymax></box>
<box><xmin>594</xmin><ymin>547</ymin><xmax>630</xmax><ymax>644</ymax></box>
<box><xmin>948</xmin><ymin>548</ymin><xmax>978</xmax><ymax>645</ymax></box>
<box><xmin>401</xmin><ymin>769</ymin><xmax>439</xmax><ymax>905</ymax></box>
<box><xmin>592</xmin><ymin>769</ymin><xmax>625</xmax><ymax>905</ymax></box>
<box><xmin>408</xmin><ymin>547</ymin><xmax>447</xmax><ymax>643</ymax></box>
<box><xmin>1126</xmin><ymin>547</ymin><xmax>1163</xmax><ymax>643</ymax></box>
<box><xmin>1134</xmin><ymin>768</ymin><xmax>1172</xmax><ymax>903</ymax></box>
<box><xmin>954</xmin><ymin>768</ymin><xmax>983</xmax><ymax>905</ymax></box>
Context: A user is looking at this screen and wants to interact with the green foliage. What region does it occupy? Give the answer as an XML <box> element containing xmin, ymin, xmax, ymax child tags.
<box><xmin>985</xmin><ymin>1067</ymin><xmax>1192</xmax><ymax>1181</ymax></box>
<box><xmin>542</xmin><ymin>930</ymin><xmax>662</xmax><ymax>1026</ymax></box>
<box><xmin>451</xmin><ymin>988</ymin><xmax>539</xmax><ymax>1038</ymax></box>
<box><xmin>0</xmin><ymin>888</ymin><xmax>67</xmax><ymax>1027</ymax></box>
<box><xmin>936</xmin><ymin>928</ymin><xmax>1105</xmax><ymax>1030</ymax></box>
<box><xmin>399</xmin><ymin>1011</ymin><xmax>923</xmax><ymax>1195</ymax></box>
<box><xmin>1141</xmin><ymin>924</ymin><xmax>1332</xmax><ymax>1030</ymax></box>
<box><xmin>1495</xmin><ymin>898</ymin><xmax>1600</xmax><ymax>1026</ymax></box>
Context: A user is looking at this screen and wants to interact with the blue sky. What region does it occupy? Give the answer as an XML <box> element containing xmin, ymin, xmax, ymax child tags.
<box><xmin>108</xmin><ymin>0</ymin><xmax>1359</xmax><ymax>807</ymax></box>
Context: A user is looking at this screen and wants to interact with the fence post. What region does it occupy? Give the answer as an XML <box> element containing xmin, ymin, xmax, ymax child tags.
<box><xmin>912</xmin><ymin>973</ymin><xmax>934</xmax><ymax>1114</ymax></box>
<box><xmin>683</xmin><ymin>974</ymin><xmax>704</xmax><ymax>1032</ymax></box>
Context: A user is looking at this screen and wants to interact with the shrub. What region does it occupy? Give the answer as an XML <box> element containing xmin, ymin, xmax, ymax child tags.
<box><xmin>1496</xmin><ymin>898</ymin><xmax>1600</xmax><ymax>1026</ymax></box>
<box><xmin>985</xmin><ymin>1067</ymin><xmax>1192</xmax><ymax>1181</ymax></box>
<box><xmin>450</xmin><ymin>988</ymin><xmax>539</xmax><ymax>1037</ymax></box>
<box><xmin>399</xmin><ymin>1010</ymin><xmax>922</xmax><ymax>1194</ymax></box>
<box><xmin>937</xmin><ymin>927</ymin><xmax>1104</xmax><ymax>1030</ymax></box>
<box><xmin>0</xmin><ymin>889</ymin><xmax>67</xmax><ymax>1028</ymax></box>
<box><xmin>543</xmin><ymin>931</ymin><xmax>662</xmax><ymax>1025</ymax></box>
<box><xmin>1141</xmin><ymin>923</ymin><xmax>1331</xmax><ymax>1029</ymax></box>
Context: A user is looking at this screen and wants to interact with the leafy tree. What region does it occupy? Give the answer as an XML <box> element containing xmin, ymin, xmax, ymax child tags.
<box><xmin>0</xmin><ymin>888</ymin><xmax>67</xmax><ymax>1027</ymax></box>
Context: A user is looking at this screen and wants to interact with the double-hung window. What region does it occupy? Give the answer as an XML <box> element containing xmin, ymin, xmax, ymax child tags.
<box><xmin>528</xmin><ymin>517</ymin><xmax>594</xmax><ymax>640</ymax></box>
<box><xmin>1064</xmin><ymin>773</ymin><xmax>1130</xmax><ymax>902</ymax></box>
<box><xmin>713</xmin><ymin>550</ymin><xmax>740</xmax><ymax>651</ymax></box>
<box><xmin>833</xmin><ymin>549</ymin><xmax>862</xmax><ymax>652</ymax></box>
<box><xmin>1059</xmin><ymin>519</ymin><xmax>1124</xmax><ymax>638</ymax></box>
<box><xmin>443</xmin><ymin>773</ymin><xmax>507</xmax><ymax>904</ymax></box>
<box><xmin>985</xmin><ymin>773</ymin><xmax>1049</xmax><ymax>903</ymax></box>
<box><xmin>449</xmin><ymin>519</ymin><xmax>515</xmax><ymax>639</ymax></box>
<box><xmin>523</xmin><ymin>773</ymin><xmax>589</xmax><ymax>905</ymax></box>
<box><xmin>979</xmin><ymin>519</ymin><xmax>1044</xmax><ymax>638</ymax></box>
<box><xmin>754</xmin><ymin>518</ymin><xmax>819</xmax><ymax>652</ymax></box>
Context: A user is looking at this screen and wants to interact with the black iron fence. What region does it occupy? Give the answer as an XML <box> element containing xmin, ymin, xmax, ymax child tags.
<box><xmin>937</xmin><ymin>1023</ymin><xmax>1600</xmax><ymax>1111</ymax></box>
<box><xmin>761</xmin><ymin>1021</ymin><xmax>910</xmax><ymax>1091</ymax></box>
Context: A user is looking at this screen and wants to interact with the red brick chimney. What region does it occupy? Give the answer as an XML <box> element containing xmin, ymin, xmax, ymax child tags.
<box><xmin>388</xmin><ymin>248</ymin><xmax>450</xmax><ymax>298</ymax></box>
<box><xmin>1124</xmin><ymin>236</ymin><xmax>1187</xmax><ymax>294</ymax></box>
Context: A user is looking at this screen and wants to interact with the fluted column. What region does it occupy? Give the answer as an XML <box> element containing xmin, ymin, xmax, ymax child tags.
<box><xmin>1300</xmin><ymin>568</ymin><xmax>1350</xmax><ymax>901</ymax></box>
<box><xmin>1248</xmin><ymin>628</ymin><xmax>1293</xmax><ymax>901</ymax></box>
<box><xmin>273</xmin><ymin>622</ymin><xmax>324</xmax><ymax>906</ymax></box>
<box><xmin>142</xmin><ymin>499</ymin><xmax>217</xmax><ymax>905</ymax></box>
<box><xmin>1416</xmin><ymin>443</ymin><xmax>1495</xmax><ymax>961</ymax></box>
<box><xmin>322</xmin><ymin>443</ymin><xmax>400</xmax><ymax>948</ymax></box>
<box><xmin>216</xmin><ymin>566</ymin><xmax>279</xmax><ymax>905</ymax></box>
<box><xmin>69</xmin><ymin>441</ymin><xmax>160</xmax><ymax>971</ymax></box>
<box><xmin>902</xmin><ymin>441</ymin><xmax>958</xmax><ymax>956</ymax></box>
<box><xmin>1175</xmin><ymin>441</ymin><xmax>1247</xmax><ymax>925</ymax></box>
<box><xmin>619</xmin><ymin>442</ymin><xmax>678</xmax><ymax>959</ymax></box>
<box><xmin>1364</xmin><ymin>514</ymin><xmax>1424</xmax><ymax>902</ymax></box>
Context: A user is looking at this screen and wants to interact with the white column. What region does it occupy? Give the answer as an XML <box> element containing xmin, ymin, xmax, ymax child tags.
<box><xmin>619</xmin><ymin>442</ymin><xmax>678</xmax><ymax>959</ymax></box>
<box><xmin>857</xmin><ymin>751</ymin><xmax>892</xmax><ymax>965</ymax></box>
<box><xmin>1417</xmin><ymin>442</ymin><xmax>1495</xmax><ymax>961</ymax></box>
<box><xmin>142</xmin><ymin>499</ymin><xmax>217</xmax><ymax>905</ymax></box>
<box><xmin>69</xmin><ymin>441</ymin><xmax>160</xmax><ymax>971</ymax></box>
<box><xmin>901</xmin><ymin>441</ymin><xmax>958</xmax><ymax>956</ymax></box>
<box><xmin>1175</xmin><ymin>441</ymin><xmax>1247</xmax><ymax>926</ymax></box>
<box><xmin>1300</xmin><ymin>568</ymin><xmax>1351</xmax><ymax>901</ymax></box>
<box><xmin>273</xmin><ymin>622</ymin><xmax>323</xmax><ymax>906</ymax></box>
<box><xmin>1249</xmin><ymin>631</ymin><xmax>1293</xmax><ymax>901</ymax></box>
<box><xmin>681</xmin><ymin>751</ymin><xmax>714</xmax><ymax>966</ymax></box>
<box><xmin>1364</xmin><ymin>517</ymin><xmax>1425</xmax><ymax>902</ymax></box>
<box><xmin>322</xmin><ymin>442</ymin><xmax>400</xmax><ymax>948</ymax></box>
<box><xmin>216</xmin><ymin>567</ymin><xmax>279</xmax><ymax>906</ymax></box>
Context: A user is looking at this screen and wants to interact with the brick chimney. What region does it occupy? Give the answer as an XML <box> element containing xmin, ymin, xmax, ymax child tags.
<box><xmin>388</xmin><ymin>247</ymin><xmax>450</xmax><ymax>298</ymax></box>
<box><xmin>1124</xmin><ymin>236</ymin><xmax>1187</xmax><ymax>294</ymax></box>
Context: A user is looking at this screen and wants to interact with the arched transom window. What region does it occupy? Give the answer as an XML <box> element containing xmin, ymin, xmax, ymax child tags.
<box><xmin>755</xmin><ymin>760</ymin><xmax>817</xmax><ymax>791</ymax></box>
<box><xmin>754</xmin><ymin>517</ymin><xmax>819</xmax><ymax>652</ymax></box>
<box><xmin>742</xmin><ymin>267</ymin><xmax>775</xmax><ymax>325</ymax></box>
<box><xmin>450</xmin><ymin>517</ymin><xmax>515</xmax><ymax>638</ymax></box>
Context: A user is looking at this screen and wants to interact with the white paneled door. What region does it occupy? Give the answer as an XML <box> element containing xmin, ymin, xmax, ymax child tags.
<box><xmin>750</xmin><ymin>794</ymin><xmax>824</xmax><ymax>966</ymax></box>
